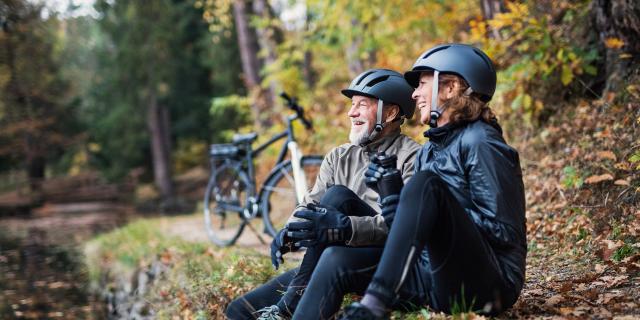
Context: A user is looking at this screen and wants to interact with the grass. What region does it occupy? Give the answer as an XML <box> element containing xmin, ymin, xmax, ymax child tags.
<box><xmin>83</xmin><ymin>215</ymin><xmax>462</xmax><ymax>319</ymax></box>
<box><xmin>84</xmin><ymin>216</ymin><xmax>280</xmax><ymax>318</ymax></box>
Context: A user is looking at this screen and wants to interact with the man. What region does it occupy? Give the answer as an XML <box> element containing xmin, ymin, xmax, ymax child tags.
<box><xmin>225</xmin><ymin>68</ymin><xmax>421</xmax><ymax>319</ymax></box>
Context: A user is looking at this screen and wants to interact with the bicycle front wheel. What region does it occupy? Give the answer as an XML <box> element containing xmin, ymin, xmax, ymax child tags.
<box><xmin>261</xmin><ymin>155</ymin><xmax>323</xmax><ymax>237</ymax></box>
<box><xmin>203</xmin><ymin>163</ymin><xmax>252</xmax><ymax>247</ymax></box>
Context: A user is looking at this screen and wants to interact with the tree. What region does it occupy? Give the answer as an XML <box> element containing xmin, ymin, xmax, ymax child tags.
<box><xmin>90</xmin><ymin>0</ymin><xmax>237</xmax><ymax>201</ymax></box>
<box><xmin>0</xmin><ymin>0</ymin><xmax>77</xmax><ymax>192</ymax></box>
<box><xmin>592</xmin><ymin>0</ymin><xmax>640</xmax><ymax>94</ymax></box>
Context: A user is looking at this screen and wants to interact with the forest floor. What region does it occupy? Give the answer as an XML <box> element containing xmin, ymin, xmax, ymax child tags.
<box><xmin>82</xmin><ymin>98</ymin><xmax>639</xmax><ymax>319</ymax></box>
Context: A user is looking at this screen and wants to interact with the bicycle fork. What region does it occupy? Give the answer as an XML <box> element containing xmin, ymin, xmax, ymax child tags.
<box><xmin>287</xmin><ymin>141</ymin><xmax>309</xmax><ymax>203</ymax></box>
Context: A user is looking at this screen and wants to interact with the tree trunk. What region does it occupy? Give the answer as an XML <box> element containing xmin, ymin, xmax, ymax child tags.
<box><xmin>480</xmin><ymin>0</ymin><xmax>506</xmax><ymax>38</ymax></box>
<box><xmin>592</xmin><ymin>0</ymin><xmax>640</xmax><ymax>95</ymax></box>
<box><xmin>232</xmin><ymin>0</ymin><xmax>271</xmax><ymax>129</ymax></box>
<box><xmin>3</xmin><ymin>12</ymin><xmax>42</xmax><ymax>195</ymax></box>
<box><xmin>147</xmin><ymin>89</ymin><xmax>173</xmax><ymax>200</ymax></box>
<box><xmin>346</xmin><ymin>19</ymin><xmax>365</xmax><ymax>77</ymax></box>
<box><xmin>252</xmin><ymin>0</ymin><xmax>279</xmax><ymax>105</ymax></box>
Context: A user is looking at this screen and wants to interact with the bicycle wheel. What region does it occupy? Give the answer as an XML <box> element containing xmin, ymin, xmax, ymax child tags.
<box><xmin>261</xmin><ymin>155</ymin><xmax>323</xmax><ymax>237</ymax></box>
<box><xmin>203</xmin><ymin>162</ymin><xmax>253</xmax><ymax>247</ymax></box>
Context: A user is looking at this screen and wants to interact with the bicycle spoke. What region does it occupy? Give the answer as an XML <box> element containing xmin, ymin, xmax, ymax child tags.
<box><xmin>279</xmin><ymin>166</ymin><xmax>296</xmax><ymax>186</ymax></box>
<box><xmin>262</xmin><ymin>185</ymin><xmax>296</xmax><ymax>196</ymax></box>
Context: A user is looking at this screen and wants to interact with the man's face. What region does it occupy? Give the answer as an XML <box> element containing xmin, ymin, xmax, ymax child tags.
<box><xmin>347</xmin><ymin>95</ymin><xmax>378</xmax><ymax>145</ymax></box>
<box><xmin>412</xmin><ymin>72</ymin><xmax>435</xmax><ymax>125</ymax></box>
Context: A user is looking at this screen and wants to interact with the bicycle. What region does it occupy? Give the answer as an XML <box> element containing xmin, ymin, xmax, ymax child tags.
<box><xmin>204</xmin><ymin>93</ymin><xmax>323</xmax><ymax>247</ymax></box>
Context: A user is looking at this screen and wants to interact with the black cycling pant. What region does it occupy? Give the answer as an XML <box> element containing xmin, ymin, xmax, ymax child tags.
<box><xmin>225</xmin><ymin>185</ymin><xmax>378</xmax><ymax>319</ymax></box>
<box><xmin>293</xmin><ymin>171</ymin><xmax>521</xmax><ymax>319</ymax></box>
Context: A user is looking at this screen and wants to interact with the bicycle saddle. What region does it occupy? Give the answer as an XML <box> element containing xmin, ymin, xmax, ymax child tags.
<box><xmin>232</xmin><ymin>132</ymin><xmax>258</xmax><ymax>144</ymax></box>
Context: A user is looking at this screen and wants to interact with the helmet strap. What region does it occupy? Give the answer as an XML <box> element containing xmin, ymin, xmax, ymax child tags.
<box><xmin>429</xmin><ymin>70</ymin><xmax>442</xmax><ymax>128</ymax></box>
<box><xmin>360</xmin><ymin>99</ymin><xmax>385</xmax><ymax>146</ymax></box>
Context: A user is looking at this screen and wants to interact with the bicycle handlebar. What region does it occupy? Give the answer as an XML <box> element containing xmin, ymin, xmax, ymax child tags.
<box><xmin>280</xmin><ymin>92</ymin><xmax>313</xmax><ymax>130</ymax></box>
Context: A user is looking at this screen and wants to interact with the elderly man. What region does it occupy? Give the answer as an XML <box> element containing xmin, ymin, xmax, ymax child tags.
<box><xmin>226</xmin><ymin>69</ymin><xmax>420</xmax><ymax>320</ymax></box>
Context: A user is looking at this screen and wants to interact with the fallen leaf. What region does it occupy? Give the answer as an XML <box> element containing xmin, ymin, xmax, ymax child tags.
<box><xmin>597</xmin><ymin>151</ymin><xmax>617</xmax><ymax>161</ymax></box>
<box><xmin>598</xmin><ymin>275</ymin><xmax>628</xmax><ymax>288</ymax></box>
<box><xmin>604</xmin><ymin>37</ymin><xmax>624</xmax><ymax>49</ymax></box>
<box><xmin>545</xmin><ymin>294</ymin><xmax>564</xmax><ymax>306</ymax></box>
<box><xmin>585</xmin><ymin>174</ymin><xmax>614</xmax><ymax>184</ymax></box>
<box><xmin>614</xmin><ymin>179</ymin><xmax>630</xmax><ymax>186</ymax></box>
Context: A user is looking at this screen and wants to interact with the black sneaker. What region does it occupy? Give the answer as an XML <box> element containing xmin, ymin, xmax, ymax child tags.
<box><xmin>339</xmin><ymin>302</ymin><xmax>388</xmax><ymax>320</ymax></box>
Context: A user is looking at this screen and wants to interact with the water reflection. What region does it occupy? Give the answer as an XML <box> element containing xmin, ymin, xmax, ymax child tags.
<box><xmin>0</xmin><ymin>207</ymin><xmax>132</xmax><ymax>319</ymax></box>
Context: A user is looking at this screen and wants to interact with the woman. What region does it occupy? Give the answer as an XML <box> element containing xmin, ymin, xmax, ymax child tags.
<box><xmin>289</xmin><ymin>44</ymin><xmax>527</xmax><ymax>319</ymax></box>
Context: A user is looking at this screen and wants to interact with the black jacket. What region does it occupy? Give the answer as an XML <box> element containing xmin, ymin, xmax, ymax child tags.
<box><xmin>416</xmin><ymin>119</ymin><xmax>527</xmax><ymax>288</ymax></box>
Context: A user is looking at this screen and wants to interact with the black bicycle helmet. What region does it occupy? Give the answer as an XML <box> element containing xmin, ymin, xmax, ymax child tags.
<box><xmin>342</xmin><ymin>69</ymin><xmax>416</xmax><ymax>119</ymax></box>
<box><xmin>341</xmin><ymin>68</ymin><xmax>416</xmax><ymax>145</ymax></box>
<box><xmin>403</xmin><ymin>44</ymin><xmax>496</xmax><ymax>127</ymax></box>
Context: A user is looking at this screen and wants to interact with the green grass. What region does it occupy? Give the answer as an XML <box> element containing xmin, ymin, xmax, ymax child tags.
<box><xmin>83</xmin><ymin>216</ymin><xmax>280</xmax><ymax>318</ymax></box>
<box><xmin>83</xmin><ymin>216</ymin><xmax>458</xmax><ymax>319</ymax></box>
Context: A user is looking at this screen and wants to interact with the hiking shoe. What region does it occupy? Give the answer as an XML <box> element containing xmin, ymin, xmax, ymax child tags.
<box><xmin>256</xmin><ymin>305</ymin><xmax>287</xmax><ymax>320</ymax></box>
<box><xmin>339</xmin><ymin>302</ymin><xmax>388</xmax><ymax>320</ymax></box>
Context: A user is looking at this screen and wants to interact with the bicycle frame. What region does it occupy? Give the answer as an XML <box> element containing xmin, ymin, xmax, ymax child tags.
<box><xmin>225</xmin><ymin>113</ymin><xmax>308</xmax><ymax>218</ymax></box>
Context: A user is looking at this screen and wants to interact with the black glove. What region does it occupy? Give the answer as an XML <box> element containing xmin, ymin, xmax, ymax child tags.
<box><xmin>270</xmin><ymin>228</ymin><xmax>294</xmax><ymax>270</ymax></box>
<box><xmin>365</xmin><ymin>152</ymin><xmax>404</xmax><ymax>199</ymax></box>
<box><xmin>365</xmin><ymin>152</ymin><xmax>404</xmax><ymax>229</ymax></box>
<box><xmin>287</xmin><ymin>204</ymin><xmax>352</xmax><ymax>247</ymax></box>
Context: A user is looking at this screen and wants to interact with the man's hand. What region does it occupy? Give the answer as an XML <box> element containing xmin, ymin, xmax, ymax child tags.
<box><xmin>364</xmin><ymin>152</ymin><xmax>404</xmax><ymax>228</ymax></box>
<box><xmin>365</xmin><ymin>152</ymin><xmax>403</xmax><ymax>199</ymax></box>
<box><xmin>270</xmin><ymin>228</ymin><xmax>294</xmax><ymax>270</ymax></box>
<box><xmin>287</xmin><ymin>204</ymin><xmax>351</xmax><ymax>247</ymax></box>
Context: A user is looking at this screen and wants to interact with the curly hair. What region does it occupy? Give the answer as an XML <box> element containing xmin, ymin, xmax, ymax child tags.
<box><xmin>438</xmin><ymin>73</ymin><xmax>497</xmax><ymax>125</ymax></box>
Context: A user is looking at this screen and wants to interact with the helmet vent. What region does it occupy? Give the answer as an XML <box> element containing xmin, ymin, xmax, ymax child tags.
<box><xmin>366</xmin><ymin>75</ymin><xmax>390</xmax><ymax>88</ymax></box>
<box><xmin>473</xmin><ymin>49</ymin><xmax>494</xmax><ymax>71</ymax></box>
<box><xmin>355</xmin><ymin>71</ymin><xmax>375</xmax><ymax>85</ymax></box>
<box><xmin>422</xmin><ymin>45</ymin><xmax>449</xmax><ymax>59</ymax></box>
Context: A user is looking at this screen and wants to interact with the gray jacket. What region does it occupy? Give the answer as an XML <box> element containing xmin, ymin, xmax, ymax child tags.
<box><xmin>289</xmin><ymin>129</ymin><xmax>420</xmax><ymax>246</ymax></box>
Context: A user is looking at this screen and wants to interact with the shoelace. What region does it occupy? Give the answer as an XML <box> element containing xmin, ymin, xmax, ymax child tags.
<box><xmin>256</xmin><ymin>305</ymin><xmax>282</xmax><ymax>320</ymax></box>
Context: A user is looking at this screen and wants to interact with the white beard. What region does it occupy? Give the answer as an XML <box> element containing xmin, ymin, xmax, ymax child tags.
<box><xmin>349</xmin><ymin>123</ymin><xmax>371</xmax><ymax>145</ymax></box>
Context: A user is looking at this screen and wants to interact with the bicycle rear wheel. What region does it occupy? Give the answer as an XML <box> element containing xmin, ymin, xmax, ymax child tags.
<box><xmin>203</xmin><ymin>163</ymin><xmax>252</xmax><ymax>247</ymax></box>
<box><xmin>261</xmin><ymin>155</ymin><xmax>323</xmax><ymax>237</ymax></box>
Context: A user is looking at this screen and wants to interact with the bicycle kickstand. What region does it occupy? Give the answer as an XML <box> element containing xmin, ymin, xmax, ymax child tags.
<box><xmin>245</xmin><ymin>222</ymin><xmax>268</xmax><ymax>245</ymax></box>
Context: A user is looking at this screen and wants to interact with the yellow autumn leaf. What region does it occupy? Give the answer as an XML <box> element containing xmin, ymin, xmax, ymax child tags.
<box><xmin>561</xmin><ymin>65</ymin><xmax>573</xmax><ymax>86</ymax></box>
<box><xmin>604</xmin><ymin>37</ymin><xmax>625</xmax><ymax>49</ymax></box>
<box><xmin>584</xmin><ymin>174</ymin><xmax>614</xmax><ymax>184</ymax></box>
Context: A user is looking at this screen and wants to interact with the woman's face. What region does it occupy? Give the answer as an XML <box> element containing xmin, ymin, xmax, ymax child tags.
<box><xmin>411</xmin><ymin>72</ymin><xmax>457</xmax><ymax>125</ymax></box>
<box><xmin>412</xmin><ymin>73</ymin><xmax>437</xmax><ymax>125</ymax></box>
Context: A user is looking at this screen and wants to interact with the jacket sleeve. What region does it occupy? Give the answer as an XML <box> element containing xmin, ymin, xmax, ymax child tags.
<box><xmin>286</xmin><ymin>150</ymin><xmax>336</xmax><ymax>224</ymax></box>
<box><xmin>463</xmin><ymin>134</ymin><xmax>523</xmax><ymax>247</ymax></box>
<box><xmin>346</xmin><ymin>142</ymin><xmax>420</xmax><ymax>246</ymax></box>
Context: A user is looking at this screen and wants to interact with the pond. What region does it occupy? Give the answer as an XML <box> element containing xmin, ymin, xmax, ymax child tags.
<box><xmin>0</xmin><ymin>205</ymin><xmax>134</xmax><ymax>319</ymax></box>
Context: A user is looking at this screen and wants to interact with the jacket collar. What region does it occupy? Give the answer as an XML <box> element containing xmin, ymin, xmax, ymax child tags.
<box><xmin>424</xmin><ymin>119</ymin><xmax>504</xmax><ymax>145</ymax></box>
<box><xmin>423</xmin><ymin>121</ymin><xmax>465</xmax><ymax>144</ymax></box>
<box><xmin>361</xmin><ymin>128</ymin><xmax>402</xmax><ymax>154</ymax></box>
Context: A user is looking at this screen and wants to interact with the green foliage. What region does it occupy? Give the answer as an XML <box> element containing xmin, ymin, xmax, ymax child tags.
<box><xmin>629</xmin><ymin>151</ymin><xmax>640</xmax><ymax>170</ymax></box>
<box><xmin>468</xmin><ymin>1</ymin><xmax>598</xmax><ymax>123</ymax></box>
<box><xmin>210</xmin><ymin>95</ymin><xmax>252</xmax><ymax>142</ymax></box>
<box><xmin>561</xmin><ymin>165</ymin><xmax>584</xmax><ymax>189</ymax></box>
<box><xmin>0</xmin><ymin>0</ymin><xmax>81</xmax><ymax>177</ymax></box>
<box><xmin>612</xmin><ymin>243</ymin><xmax>637</xmax><ymax>262</ymax></box>
<box><xmin>85</xmin><ymin>0</ymin><xmax>244</xmax><ymax>181</ymax></box>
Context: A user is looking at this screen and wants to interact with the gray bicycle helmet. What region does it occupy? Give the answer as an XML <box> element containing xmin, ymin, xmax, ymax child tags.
<box><xmin>404</xmin><ymin>44</ymin><xmax>496</xmax><ymax>127</ymax></box>
<box><xmin>341</xmin><ymin>69</ymin><xmax>415</xmax><ymax>145</ymax></box>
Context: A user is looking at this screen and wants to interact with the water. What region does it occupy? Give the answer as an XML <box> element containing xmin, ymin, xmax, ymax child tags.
<box><xmin>0</xmin><ymin>206</ymin><xmax>133</xmax><ymax>319</ymax></box>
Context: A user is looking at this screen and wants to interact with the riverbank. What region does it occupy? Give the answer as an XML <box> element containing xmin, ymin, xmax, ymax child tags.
<box><xmin>83</xmin><ymin>214</ymin><xmax>283</xmax><ymax>319</ymax></box>
<box><xmin>0</xmin><ymin>205</ymin><xmax>134</xmax><ymax>319</ymax></box>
